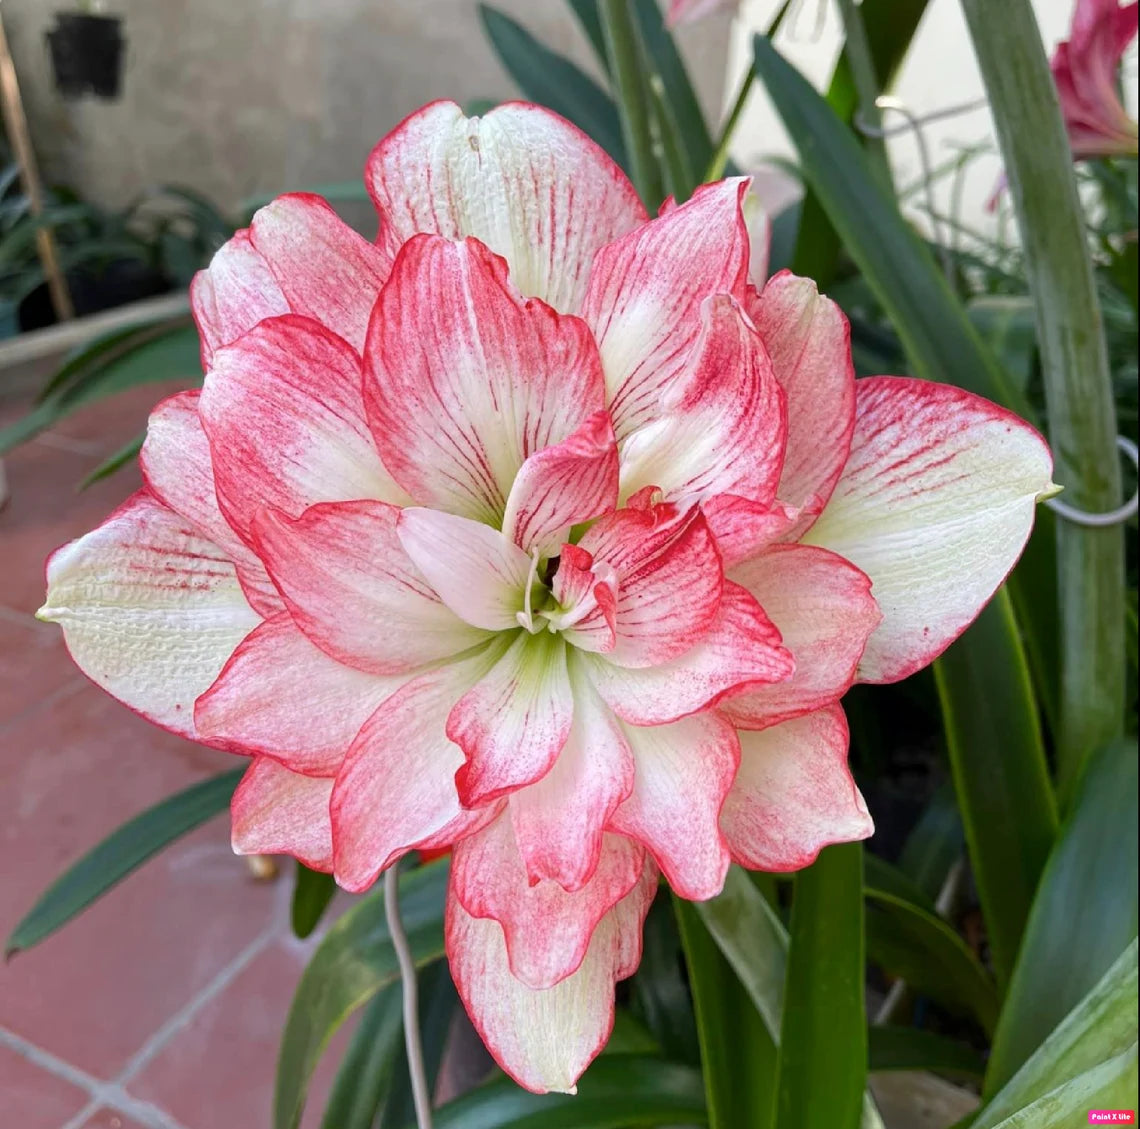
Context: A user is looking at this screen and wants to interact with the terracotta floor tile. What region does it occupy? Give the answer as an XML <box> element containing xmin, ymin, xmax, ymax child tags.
<box><xmin>0</xmin><ymin>684</ymin><xmax>274</xmax><ymax>1079</ymax></box>
<box><xmin>0</xmin><ymin>1042</ymin><xmax>90</xmax><ymax>1128</ymax></box>
<box><xmin>0</xmin><ymin>613</ymin><xmax>83</xmax><ymax>731</ymax></box>
<box><xmin>76</xmin><ymin>1107</ymin><xmax>152</xmax><ymax>1129</ymax></box>
<box><xmin>127</xmin><ymin>939</ymin><xmax>350</xmax><ymax>1129</ymax></box>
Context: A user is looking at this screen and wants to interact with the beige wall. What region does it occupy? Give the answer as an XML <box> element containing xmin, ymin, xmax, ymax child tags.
<box><xmin>4</xmin><ymin>0</ymin><xmax>730</xmax><ymax>216</ymax></box>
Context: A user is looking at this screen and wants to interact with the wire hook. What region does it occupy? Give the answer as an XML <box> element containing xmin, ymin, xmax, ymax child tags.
<box><xmin>1046</xmin><ymin>436</ymin><xmax>1139</xmax><ymax>527</ymax></box>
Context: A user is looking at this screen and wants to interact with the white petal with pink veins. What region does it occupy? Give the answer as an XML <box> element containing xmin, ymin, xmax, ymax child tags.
<box><xmin>231</xmin><ymin>757</ymin><xmax>335</xmax><ymax>872</ymax></box>
<box><xmin>804</xmin><ymin>377</ymin><xmax>1055</xmax><ymax>683</ymax></box>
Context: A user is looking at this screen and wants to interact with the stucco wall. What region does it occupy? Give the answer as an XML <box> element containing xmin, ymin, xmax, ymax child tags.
<box><xmin>5</xmin><ymin>0</ymin><xmax>730</xmax><ymax>213</ymax></box>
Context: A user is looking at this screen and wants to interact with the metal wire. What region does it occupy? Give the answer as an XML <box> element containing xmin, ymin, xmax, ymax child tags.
<box><xmin>1046</xmin><ymin>436</ymin><xmax>1139</xmax><ymax>527</ymax></box>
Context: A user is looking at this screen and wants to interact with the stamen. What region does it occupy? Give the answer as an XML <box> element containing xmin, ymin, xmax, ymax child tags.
<box><xmin>515</xmin><ymin>548</ymin><xmax>542</xmax><ymax>633</ymax></box>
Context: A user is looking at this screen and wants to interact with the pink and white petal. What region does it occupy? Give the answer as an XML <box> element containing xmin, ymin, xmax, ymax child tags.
<box><xmin>140</xmin><ymin>391</ymin><xmax>282</xmax><ymax>617</ymax></box>
<box><xmin>38</xmin><ymin>491</ymin><xmax>260</xmax><ymax>741</ymax></box>
<box><xmin>700</xmin><ymin>493</ymin><xmax>802</xmax><ymax>568</ymax></box>
<box><xmin>666</xmin><ymin>0</ymin><xmax>739</xmax><ymax>27</ymax></box>
<box><xmin>745</xmin><ymin>187</ymin><xmax>771</xmax><ymax>287</ymax></box>
<box><xmin>752</xmin><ymin>271</ymin><xmax>855</xmax><ymax>528</ymax></box>
<box><xmin>247</xmin><ymin>193</ymin><xmax>393</xmax><ymax>354</ymax></box>
<box><xmin>582</xmin><ymin>178</ymin><xmax>751</xmax><ymax>439</ymax></box>
<box><xmin>577</xmin><ymin>503</ymin><xmax>723</xmax><ymax>668</ymax></box>
<box><xmin>452</xmin><ymin>813</ymin><xmax>643</xmax><ymax>989</ymax></box>
<box><xmin>231</xmin><ymin>757</ymin><xmax>334</xmax><ymax>872</ymax></box>
<box><xmin>509</xmin><ymin>666</ymin><xmax>635</xmax><ymax>890</ymax></box>
<box><xmin>366</xmin><ymin>100</ymin><xmax>646</xmax><ymax>314</ymax></box>
<box><xmin>502</xmin><ymin>411</ymin><xmax>619</xmax><ymax>556</ymax></box>
<box><xmin>723</xmin><ymin>544</ymin><xmax>881</xmax><ymax>729</ymax></box>
<box><xmin>720</xmin><ymin>705</ymin><xmax>873</xmax><ymax>871</ymax></box>
<box><xmin>251</xmin><ymin>501</ymin><xmax>487</xmax><ymax>675</ymax></box>
<box><xmin>199</xmin><ymin>315</ymin><xmax>406</xmax><ymax>542</ymax></box>
<box><xmin>609</xmin><ymin>711</ymin><xmax>739</xmax><ymax>899</ymax></box>
<box><xmin>585</xmin><ymin>581</ymin><xmax>792</xmax><ymax>725</ymax></box>
<box><xmin>396</xmin><ymin>508</ymin><xmax>534</xmax><ymax>632</ymax></box>
<box><xmin>447</xmin><ymin>632</ymin><xmax>573</xmax><ymax>806</ymax></box>
<box><xmin>544</xmin><ymin>545</ymin><xmax>618</xmax><ymax>655</ymax></box>
<box><xmin>190</xmin><ymin>230</ymin><xmax>289</xmax><ymax>365</ymax></box>
<box><xmin>803</xmin><ymin>377</ymin><xmax>1055</xmax><ymax>683</ymax></box>
<box><xmin>364</xmin><ymin>235</ymin><xmax>606</xmax><ymax>522</ymax></box>
<box><xmin>331</xmin><ymin>650</ymin><xmax>500</xmax><ymax>892</ymax></box>
<box><xmin>446</xmin><ymin>855</ymin><xmax>657</xmax><ymax>1094</ymax></box>
<box><xmin>618</xmin><ymin>293</ymin><xmax>786</xmax><ymax>509</ymax></box>
<box><xmin>195</xmin><ymin>613</ymin><xmax>405</xmax><ymax>775</ymax></box>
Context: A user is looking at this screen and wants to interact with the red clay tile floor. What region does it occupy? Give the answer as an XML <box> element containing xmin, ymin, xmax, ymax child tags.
<box><xmin>0</xmin><ymin>381</ymin><xmax>343</xmax><ymax>1129</ymax></box>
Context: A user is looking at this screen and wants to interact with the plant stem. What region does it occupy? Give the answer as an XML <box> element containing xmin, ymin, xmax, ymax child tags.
<box><xmin>704</xmin><ymin>69</ymin><xmax>753</xmax><ymax>183</ymax></box>
<box><xmin>599</xmin><ymin>0</ymin><xmax>662</xmax><ymax>208</ymax></box>
<box><xmin>834</xmin><ymin>0</ymin><xmax>891</xmax><ymax>190</ymax></box>
<box><xmin>960</xmin><ymin>0</ymin><xmax>1125</xmax><ymax>795</ymax></box>
<box><xmin>385</xmin><ymin>865</ymin><xmax>433</xmax><ymax>1129</ymax></box>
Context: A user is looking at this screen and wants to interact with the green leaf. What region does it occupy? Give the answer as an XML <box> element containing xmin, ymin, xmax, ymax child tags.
<box><xmin>378</xmin><ymin>960</ymin><xmax>457</xmax><ymax>1128</ymax></box>
<box><xmin>961</xmin><ymin>0</ymin><xmax>1126</xmax><ymax>792</ymax></box>
<box><xmin>320</xmin><ymin>983</ymin><xmax>403</xmax><ymax>1129</ymax></box>
<box><xmin>933</xmin><ymin>589</ymin><xmax>1059</xmax><ymax>990</ymax></box>
<box><xmin>78</xmin><ymin>431</ymin><xmax>146</xmax><ymax>489</ymax></box>
<box><xmin>863</xmin><ymin>853</ymin><xmax>938</xmax><ymax>916</ymax></box>
<box><xmin>631</xmin><ymin>0</ymin><xmax>713</xmax><ymax>187</ymax></box>
<box><xmin>752</xmin><ymin>32</ymin><xmax>1024</xmax><ymax>415</ymax></box>
<box><xmin>274</xmin><ymin>861</ymin><xmax>449</xmax><ymax>1129</ymax></box>
<box><xmin>972</xmin><ymin>940</ymin><xmax>1138</xmax><ymax>1129</ymax></box>
<box><xmin>777</xmin><ymin>843</ymin><xmax>867</xmax><ymax>1129</ymax></box>
<box><xmin>868</xmin><ymin>1026</ymin><xmax>985</xmax><ymax>1080</ymax></box>
<box><xmin>479</xmin><ymin>5</ymin><xmax>628</xmax><ymax>170</ymax></box>
<box><xmin>565</xmin><ymin>0</ymin><xmax>609</xmax><ymax>72</ymax></box>
<box><xmin>865</xmin><ymin>889</ymin><xmax>1000</xmax><ymax>1037</ymax></box>
<box><xmin>897</xmin><ymin>782</ymin><xmax>964</xmax><ymax>904</ymax></box>
<box><xmin>291</xmin><ymin>863</ymin><xmax>337</xmax><ymax>940</ymax></box>
<box><xmin>425</xmin><ymin>1055</ymin><xmax>707</xmax><ymax>1128</ymax></box>
<box><xmin>6</xmin><ymin>769</ymin><xmax>242</xmax><ymax>957</ymax></box>
<box><xmin>985</xmin><ymin>739</ymin><xmax>1139</xmax><ymax>1095</ymax></box>
<box><xmin>675</xmin><ymin>896</ymin><xmax>777</xmax><ymax>1129</ymax></box>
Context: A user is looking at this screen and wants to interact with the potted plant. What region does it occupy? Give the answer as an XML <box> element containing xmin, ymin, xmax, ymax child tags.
<box><xmin>46</xmin><ymin>2</ymin><xmax>125</xmax><ymax>100</ymax></box>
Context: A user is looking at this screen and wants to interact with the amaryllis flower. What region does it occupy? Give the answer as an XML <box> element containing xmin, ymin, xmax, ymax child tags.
<box><xmin>666</xmin><ymin>0</ymin><xmax>739</xmax><ymax>27</ymax></box>
<box><xmin>1052</xmin><ymin>0</ymin><xmax>1138</xmax><ymax>159</ymax></box>
<box><xmin>39</xmin><ymin>101</ymin><xmax>1055</xmax><ymax>1095</ymax></box>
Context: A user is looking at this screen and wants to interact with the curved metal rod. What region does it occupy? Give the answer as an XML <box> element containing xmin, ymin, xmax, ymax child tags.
<box><xmin>1046</xmin><ymin>436</ymin><xmax>1139</xmax><ymax>527</ymax></box>
<box><xmin>385</xmin><ymin>865</ymin><xmax>434</xmax><ymax>1129</ymax></box>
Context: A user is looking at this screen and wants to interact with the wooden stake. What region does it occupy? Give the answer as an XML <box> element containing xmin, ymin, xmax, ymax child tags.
<box><xmin>0</xmin><ymin>3</ymin><xmax>74</xmax><ymax>322</ymax></box>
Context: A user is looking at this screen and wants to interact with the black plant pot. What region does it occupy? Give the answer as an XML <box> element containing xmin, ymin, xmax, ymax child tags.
<box><xmin>46</xmin><ymin>12</ymin><xmax>125</xmax><ymax>100</ymax></box>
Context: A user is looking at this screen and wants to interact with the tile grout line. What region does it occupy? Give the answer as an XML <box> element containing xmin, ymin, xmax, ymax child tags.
<box><xmin>114</xmin><ymin>868</ymin><xmax>295</xmax><ymax>1091</ymax></box>
<box><xmin>0</xmin><ymin>675</ymin><xmax>87</xmax><ymax>738</ymax></box>
<box><xmin>0</xmin><ymin>1025</ymin><xmax>190</xmax><ymax>1129</ymax></box>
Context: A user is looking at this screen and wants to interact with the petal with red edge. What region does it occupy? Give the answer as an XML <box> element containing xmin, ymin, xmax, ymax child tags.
<box><xmin>752</xmin><ymin>271</ymin><xmax>855</xmax><ymax>529</ymax></box>
<box><xmin>190</xmin><ymin>230</ymin><xmax>288</xmax><ymax>365</ymax></box>
<box><xmin>723</xmin><ymin>544</ymin><xmax>881</xmax><ymax>729</ymax></box>
<box><xmin>446</xmin><ymin>855</ymin><xmax>657</xmax><ymax>1094</ymax></box>
<box><xmin>448</xmin><ymin>631</ymin><xmax>573</xmax><ymax>806</ymax></box>
<box><xmin>609</xmin><ymin>711</ymin><xmax>739</xmax><ymax>899</ymax></box>
<box><xmin>364</xmin><ymin>235</ymin><xmax>606</xmax><ymax>523</ymax></box>
<box><xmin>195</xmin><ymin>613</ymin><xmax>404</xmax><ymax>774</ymax></box>
<box><xmin>502</xmin><ymin>411</ymin><xmax>619</xmax><ymax>556</ymax></box>
<box><xmin>618</xmin><ymin>293</ymin><xmax>786</xmax><ymax>509</ymax></box>
<box><xmin>140</xmin><ymin>390</ymin><xmax>282</xmax><ymax>617</ymax></box>
<box><xmin>38</xmin><ymin>491</ymin><xmax>259</xmax><ymax>742</ymax></box>
<box><xmin>396</xmin><ymin>508</ymin><xmax>534</xmax><ymax>633</ymax></box>
<box><xmin>700</xmin><ymin>493</ymin><xmax>801</xmax><ymax>568</ymax></box>
<box><xmin>331</xmin><ymin>650</ymin><xmax>500</xmax><ymax>892</ymax></box>
<box><xmin>582</xmin><ymin>178</ymin><xmax>751</xmax><ymax>439</ymax></box>
<box><xmin>509</xmin><ymin>664</ymin><xmax>634</xmax><ymax>890</ymax></box>
<box><xmin>544</xmin><ymin>545</ymin><xmax>618</xmax><ymax>655</ymax></box>
<box><xmin>199</xmin><ymin>315</ymin><xmax>407</xmax><ymax>542</ymax></box>
<box><xmin>720</xmin><ymin>705</ymin><xmax>873</xmax><ymax>871</ymax></box>
<box><xmin>231</xmin><ymin>757</ymin><xmax>334</xmax><ymax>872</ymax></box>
<box><xmin>585</xmin><ymin>581</ymin><xmax>793</xmax><ymax>725</ymax></box>
<box><xmin>247</xmin><ymin>193</ymin><xmax>393</xmax><ymax>354</ymax></box>
<box><xmin>577</xmin><ymin>503</ymin><xmax>723</xmax><ymax>668</ymax></box>
<box><xmin>452</xmin><ymin>813</ymin><xmax>643</xmax><ymax>988</ymax></box>
<box><xmin>252</xmin><ymin>501</ymin><xmax>487</xmax><ymax>675</ymax></box>
<box><xmin>803</xmin><ymin>377</ymin><xmax>1055</xmax><ymax>683</ymax></box>
<box><xmin>366</xmin><ymin>100</ymin><xmax>646</xmax><ymax>314</ymax></box>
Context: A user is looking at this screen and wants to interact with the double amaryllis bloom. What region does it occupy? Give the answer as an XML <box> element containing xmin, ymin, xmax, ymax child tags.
<box><xmin>40</xmin><ymin>101</ymin><xmax>1054</xmax><ymax>1094</ymax></box>
<box><xmin>1051</xmin><ymin>0</ymin><xmax>1138</xmax><ymax>159</ymax></box>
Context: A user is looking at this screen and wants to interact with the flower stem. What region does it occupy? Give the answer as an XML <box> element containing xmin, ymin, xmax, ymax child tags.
<box><xmin>704</xmin><ymin>68</ymin><xmax>753</xmax><ymax>183</ymax></box>
<box><xmin>385</xmin><ymin>865</ymin><xmax>433</xmax><ymax>1129</ymax></box>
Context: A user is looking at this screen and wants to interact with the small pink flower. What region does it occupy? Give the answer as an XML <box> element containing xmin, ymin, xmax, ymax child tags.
<box><xmin>1052</xmin><ymin>0</ymin><xmax>1138</xmax><ymax>159</ymax></box>
<box><xmin>39</xmin><ymin>102</ymin><xmax>1055</xmax><ymax>1095</ymax></box>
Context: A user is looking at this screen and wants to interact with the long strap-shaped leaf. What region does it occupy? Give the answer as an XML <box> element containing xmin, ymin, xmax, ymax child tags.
<box><xmin>5</xmin><ymin>768</ymin><xmax>242</xmax><ymax>957</ymax></box>
<box><xmin>959</xmin><ymin>0</ymin><xmax>1126</xmax><ymax>793</ymax></box>
<box><xmin>274</xmin><ymin>861</ymin><xmax>449</xmax><ymax>1129</ymax></box>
